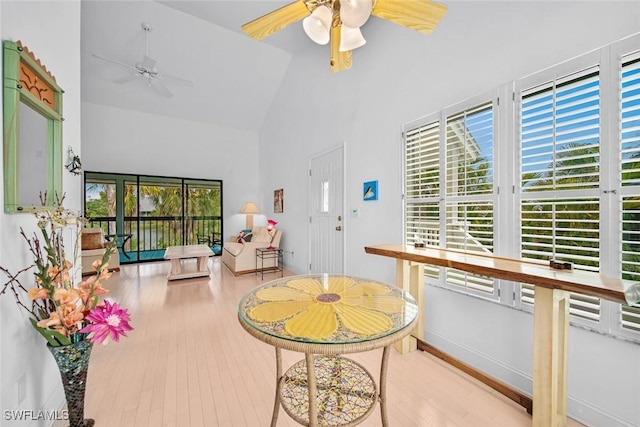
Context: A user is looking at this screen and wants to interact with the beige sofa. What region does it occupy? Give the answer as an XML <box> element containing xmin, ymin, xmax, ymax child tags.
<box><xmin>81</xmin><ymin>227</ymin><xmax>120</xmax><ymax>276</ymax></box>
<box><xmin>221</xmin><ymin>226</ymin><xmax>282</xmax><ymax>276</ymax></box>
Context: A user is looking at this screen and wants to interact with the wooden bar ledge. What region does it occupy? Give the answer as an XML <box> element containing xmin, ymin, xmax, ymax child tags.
<box><xmin>364</xmin><ymin>243</ymin><xmax>637</xmax><ymax>427</ymax></box>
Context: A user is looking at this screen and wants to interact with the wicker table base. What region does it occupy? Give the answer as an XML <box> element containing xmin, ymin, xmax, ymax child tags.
<box><xmin>280</xmin><ymin>355</ymin><xmax>377</xmax><ymax>426</ymax></box>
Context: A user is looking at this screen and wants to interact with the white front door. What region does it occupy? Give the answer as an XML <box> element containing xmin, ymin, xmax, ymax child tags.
<box><xmin>309</xmin><ymin>146</ymin><xmax>344</xmax><ymax>274</ymax></box>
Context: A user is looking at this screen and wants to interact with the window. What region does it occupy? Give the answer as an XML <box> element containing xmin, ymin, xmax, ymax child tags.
<box><xmin>404</xmin><ymin>100</ymin><xmax>496</xmax><ymax>296</ymax></box>
<box><xmin>405</xmin><ymin>121</ymin><xmax>440</xmax><ymax>237</ymax></box>
<box><xmin>404</xmin><ymin>120</ymin><xmax>441</xmax><ymax>278</ymax></box>
<box><xmin>519</xmin><ymin>68</ymin><xmax>602</xmax><ymax>322</ymax></box>
<box><xmin>321</xmin><ymin>181</ymin><xmax>330</xmax><ymax>213</ymax></box>
<box><xmin>520</xmin><ymin>69</ymin><xmax>600</xmax><ymax>193</ymax></box>
<box><xmin>403</xmin><ymin>34</ymin><xmax>640</xmax><ymax>341</ymax></box>
<box><xmin>621</xmin><ymin>53</ymin><xmax>640</xmax><ymax>332</ymax></box>
<box><xmin>84</xmin><ymin>172</ymin><xmax>223</xmax><ymax>263</ymax></box>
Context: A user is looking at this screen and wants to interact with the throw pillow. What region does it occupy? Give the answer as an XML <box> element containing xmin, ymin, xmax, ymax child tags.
<box><xmin>236</xmin><ymin>230</ymin><xmax>253</xmax><ymax>243</ymax></box>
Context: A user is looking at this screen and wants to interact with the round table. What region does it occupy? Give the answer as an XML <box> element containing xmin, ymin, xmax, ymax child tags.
<box><xmin>237</xmin><ymin>274</ymin><xmax>418</xmax><ymax>427</ymax></box>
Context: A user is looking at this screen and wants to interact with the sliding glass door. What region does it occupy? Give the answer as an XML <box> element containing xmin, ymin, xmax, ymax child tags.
<box><xmin>84</xmin><ymin>172</ymin><xmax>223</xmax><ymax>263</ymax></box>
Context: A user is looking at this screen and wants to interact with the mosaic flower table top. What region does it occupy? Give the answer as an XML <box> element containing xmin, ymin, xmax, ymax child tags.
<box><xmin>238</xmin><ymin>274</ymin><xmax>418</xmax><ymax>350</ymax></box>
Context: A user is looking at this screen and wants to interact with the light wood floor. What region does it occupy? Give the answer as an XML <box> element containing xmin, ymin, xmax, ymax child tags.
<box><xmin>66</xmin><ymin>258</ymin><xmax>583</xmax><ymax>427</ymax></box>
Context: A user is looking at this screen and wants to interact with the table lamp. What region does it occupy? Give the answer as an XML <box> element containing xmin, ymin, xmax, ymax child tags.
<box><xmin>267</xmin><ymin>219</ymin><xmax>277</xmax><ymax>249</ymax></box>
<box><xmin>240</xmin><ymin>202</ymin><xmax>260</xmax><ymax>229</ymax></box>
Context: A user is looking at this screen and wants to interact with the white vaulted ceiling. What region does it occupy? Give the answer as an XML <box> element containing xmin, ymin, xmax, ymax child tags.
<box><xmin>81</xmin><ymin>1</ymin><xmax>640</xmax><ymax>134</ymax></box>
<box><xmin>81</xmin><ymin>1</ymin><xmax>298</xmax><ymax>132</ymax></box>
<box><xmin>81</xmin><ymin>0</ymin><xmax>451</xmax><ymax>132</ymax></box>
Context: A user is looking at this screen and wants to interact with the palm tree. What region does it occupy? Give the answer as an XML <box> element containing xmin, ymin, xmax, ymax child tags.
<box><xmin>522</xmin><ymin>141</ymin><xmax>600</xmax><ymax>266</ymax></box>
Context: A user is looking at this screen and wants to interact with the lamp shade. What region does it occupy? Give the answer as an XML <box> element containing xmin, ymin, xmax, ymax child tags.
<box><xmin>339</xmin><ymin>0</ymin><xmax>372</xmax><ymax>28</ymax></box>
<box><xmin>239</xmin><ymin>202</ymin><xmax>260</xmax><ymax>214</ymax></box>
<box><xmin>303</xmin><ymin>5</ymin><xmax>332</xmax><ymax>45</ymax></box>
<box><xmin>267</xmin><ymin>219</ymin><xmax>278</xmax><ymax>231</ymax></box>
<box><xmin>339</xmin><ymin>25</ymin><xmax>366</xmax><ymax>52</ymax></box>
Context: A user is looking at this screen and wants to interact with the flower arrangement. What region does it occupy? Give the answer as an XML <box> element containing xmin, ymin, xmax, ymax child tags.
<box><xmin>0</xmin><ymin>202</ymin><xmax>132</xmax><ymax>347</ymax></box>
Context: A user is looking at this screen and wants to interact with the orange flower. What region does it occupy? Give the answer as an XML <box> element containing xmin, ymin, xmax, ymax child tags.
<box><xmin>53</xmin><ymin>288</ymin><xmax>80</xmax><ymax>305</ymax></box>
<box><xmin>58</xmin><ymin>304</ymin><xmax>85</xmax><ymax>329</ymax></box>
<box><xmin>80</xmin><ymin>279</ymin><xmax>107</xmax><ymax>292</ymax></box>
<box><xmin>28</xmin><ymin>287</ymin><xmax>49</xmax><ymax>300</ymax></box>
<box><xmin>37</xmin><ymin>312</ymin><xmax>64</xmax><ymax>334</ymax></box>
<box><xmin>90</xmin><ymin>282</ymin><xmax>108</xmax><ymax>296</ymax></box>
<box><xmin>78</xmin><ymin>281</ymin><xmax>108</xmax><ymax>305</ymax></box>
<box><xmin>61</xmin><ymin>260</ymin><xmax>73</xmax><ymax>282</ymax></box>
<box><xmin>47</xmin><ymin>266</ymin><xmax>62</xmax><ymax>283</ymax></box>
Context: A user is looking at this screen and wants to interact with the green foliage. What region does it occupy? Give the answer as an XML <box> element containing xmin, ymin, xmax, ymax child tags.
<box><xmin>85</xmin><ymin>199</ymin><xmax>108</xmax><ymax>218</ymax></box>
<box><xmin>86</xmin><ymin>176</ymin><xmax>222</xmax><ymax>251</ymax></box>
<box><xmin>30</xmin><ymin>317</ymin><xmax>69</xmax><ymax>346</ymax></box>
<box><xmin>521</xmin><ymin>142</ymin><xmax>602</xmax><ymax>267</ymax></box>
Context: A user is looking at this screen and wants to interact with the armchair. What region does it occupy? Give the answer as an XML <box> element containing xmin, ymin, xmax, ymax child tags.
<box><xmin>221</xmin><ymin>226</ymin><xmax>282</xmax><ymax>276</ymax></box>
<box><xmin>81</xmin><ymin>227</ymin><xmax>120</xmax><ymax>275</ymax></box>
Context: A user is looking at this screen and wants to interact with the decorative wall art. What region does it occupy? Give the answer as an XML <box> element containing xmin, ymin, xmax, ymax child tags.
<box><xmin>363</xmin><ymin>181</ymin><xmax>378</xmax><ymax>201</ymax></box>
<box><xmin>274</xmin><ymin>189</ymin><xmax>284</xmax><ymax>213</ymax></box>
<box><xmin>65</xmin><ymin>146</ymin><xmax>82</xmax><ymax>175</ymax></box>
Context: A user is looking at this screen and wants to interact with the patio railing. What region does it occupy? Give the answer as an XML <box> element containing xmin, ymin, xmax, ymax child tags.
<box><xmin>87</xmin><ymin>215</ymin><xmax>222</xmax><ymax>262</ymax></box>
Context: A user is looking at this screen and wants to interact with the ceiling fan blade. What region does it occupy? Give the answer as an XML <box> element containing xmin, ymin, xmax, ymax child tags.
<box><xmin>330</xmin><ymin>24</ymin><xmax>351</xmax><ymax>73</ymax></box>
<box><xmin>113</xmin><ymin>73</ymin><xmax>141</xmax><ymax>84</ymax></box>
<box><xmin>150</xmin><ymin>79</ymin><xmax>173</xmax><ymax>98</ymax></box>
<box><xmin>159</xmin><ymin>72</ymin><xmax>194</xmax><ymax>88</ymax></box>
<box><xmin>92</xmin><ymin>53</ymin><xmax>134</xmax><ymax>70</ymax></box>
<box><xmin>372</xmin><ymin>0</ymin><xmax>447</xmax><ymax>35</ymax></box>
<box><xmin>242</xmin><ymin>0</ymin><xmax>310</xmax><ymax>41</ymax></box>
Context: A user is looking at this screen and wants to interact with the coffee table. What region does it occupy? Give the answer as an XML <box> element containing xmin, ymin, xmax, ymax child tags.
<box><xmin>238</xmin><ymin>274</ymin><xmax>418</xmax><ymax>427</ymax></box>
<box><xmin>163</xmin><ymin>244</ymin><xmax>213</xmax><ymax>281</ymax></box>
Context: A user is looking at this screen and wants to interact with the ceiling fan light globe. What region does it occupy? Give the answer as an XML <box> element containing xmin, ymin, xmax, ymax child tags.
<box><xmin>339</xmin><ymin>25</ymin><xmax>366</xmax><ymax>52</ymax></box>
<box><xmin>339</xmin><ymin>0</ymin><xmax>372</xmax><ymax>28</ymax></box>
<box><xmin>302</xmin><ymin>5</ymin><xmax>332</xmax><ymax>45</ymax></box>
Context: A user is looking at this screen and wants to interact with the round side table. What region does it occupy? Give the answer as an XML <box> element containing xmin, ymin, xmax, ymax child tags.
<box><xmin>238</xmin><ymin>274</ymin><xmax>418</xmax><ymax>427</ymax></box>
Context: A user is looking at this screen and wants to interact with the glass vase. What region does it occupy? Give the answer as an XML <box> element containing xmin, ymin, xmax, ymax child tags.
<box><xmin>47</xmin><ymin>338</ymin><xmax>95</xmax><ymax>427</ymax></box>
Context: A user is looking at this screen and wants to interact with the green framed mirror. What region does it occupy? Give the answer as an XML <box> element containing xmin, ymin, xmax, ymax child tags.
<box><xmin>3</xmin><ymin>40</ymin><xmax>63</xmax><ymax>213</ymax></box>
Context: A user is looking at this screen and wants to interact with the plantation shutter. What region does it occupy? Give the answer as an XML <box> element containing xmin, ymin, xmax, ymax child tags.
<box><xmin>445</xmin><ymin>200</ymin><xmax>494</xmax><ymax>293</ymax></box>
<box><xmin>445</xmin><ymin>104</ymin><xmax>494</xmax><ymax>196</ymax></box>
<box><xmin>519</xmin><ymin>67</ymin><xmax>602</xmax><ymax>321</ymax></box>
<box><xmin>620</xmin><ymin>53</ymin><xmax>640</xmax><ymax>331</ymax></box>
<box><xmin>521</xmin><ymin>68</ymin><xmax>600</xmax><ymax>192</ymax></box>
<box><xmin>406</xmin><ymin>122</ymin><xmax>440</xmax><ymax>200</ymax></box>
<box><xmin>404</xmin><ymin>120</ymin><xmax>441</xmax><ymax>278</ymax></box>
<box><xmin>445</xmin><ymin>102</ymin><xmax>495</xmax><ymax>295</ymax></box>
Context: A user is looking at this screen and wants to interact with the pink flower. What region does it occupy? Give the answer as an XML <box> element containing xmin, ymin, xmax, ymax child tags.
<box><xmin>80</xmin><ymin>300</ymin><xmax>133</xmax><ymax>345</ymax></box>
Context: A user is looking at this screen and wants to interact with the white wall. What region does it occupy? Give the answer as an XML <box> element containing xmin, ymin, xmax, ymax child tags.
<box><xmin>0</xmin><ymin>1</ymin><xmax>82</xmax><ymax>425</ymax></box>
<box><xmin>3</xmin><ymin>2</ymin><xmax>638</xmax><ymax>426</ymax></box>
<box><xmin>259</xmin><ymin>2</ymin><xmax>640</xmax><ymax>426</ymax></box>
<box><xmin>81</xmin><ymin>103</ymin><xmax>261</xmax><ymax>240</ymax></box>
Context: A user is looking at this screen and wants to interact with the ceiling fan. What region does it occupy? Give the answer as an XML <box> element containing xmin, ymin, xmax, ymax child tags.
<box><xmin>92</xmin><ymin>22</ymin><xmax>193</xmax><ymax>97</ymax></box>
<box><xmin>242</xmin><ymin>0</ymin><xmax>447</xmax><ymax>72</ymax></box>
